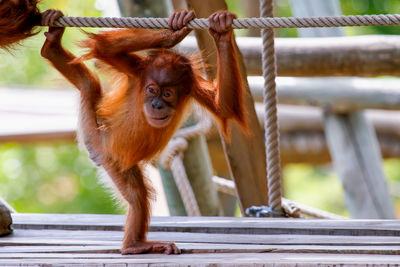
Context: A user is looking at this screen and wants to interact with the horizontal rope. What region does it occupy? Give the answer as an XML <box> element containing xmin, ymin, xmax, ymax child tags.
<box><xmin>46</xmin><ymin>14</ymin><xmax>400</xmax><ymax>29</ymax></box>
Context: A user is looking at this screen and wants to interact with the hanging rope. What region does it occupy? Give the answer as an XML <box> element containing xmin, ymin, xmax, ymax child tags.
<box><xmin>45</xmin><ymin>14</ymin><xmax>400</xmax><ymax>29</ymax></box>
<box><xmin>160</xmin><ymin>137</ymin><xmax>201</xmax><ymax>217</ymax></box>
<box><xmin>260</xmin><ymin>0</ymin><xmax>282</xmax><ymax>214</ymax></box>
<box><xmin>160</xmin><ymin>115</ymin><xmax>213</xmax><ymax>217</ymax></box>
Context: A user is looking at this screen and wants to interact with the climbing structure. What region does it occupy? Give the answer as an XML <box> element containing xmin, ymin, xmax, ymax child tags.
<box><xmin>40</xmin><ymin>1</ymin><xmax>400</xmax><ymax>218</ymax></box>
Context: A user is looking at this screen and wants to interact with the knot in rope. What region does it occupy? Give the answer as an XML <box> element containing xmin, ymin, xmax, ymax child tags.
<box><xmin>282</xmin><ymin>200</ymin><xmax>302</xmax><ymax>218</ymax></box>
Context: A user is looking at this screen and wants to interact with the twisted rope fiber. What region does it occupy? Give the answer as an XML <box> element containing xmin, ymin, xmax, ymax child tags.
<box><xmin>260</xmin><ymin>0</ymin><xmax>282</xmax><ymax>213</ymax></box>
<box><xmin>161</xmin><ymin>137</ymin><xmax>201</xmax><ymax>217</ymax></box>
<box><xmin>160</xmin><ymin>116</ymin><xmax>212</xmax><ymax>217</ymax></box>
<box><xmin>170</xmin><ymin>151</ymin><xmax>201</xmax><ymax>217</ymax></box>
<box><xmin>49</xmin><ymin>14</ymin><xmax>400</xmax><ymax>29</ymax></box>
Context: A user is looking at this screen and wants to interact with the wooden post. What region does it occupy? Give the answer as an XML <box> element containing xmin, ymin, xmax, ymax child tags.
<box><xmin>184</xmin><ymin>0</ymin><xmax>269</xmax><ymax>214</ymax></box>
<box><xmin>157</xmin><ymin>165</ymin><xmax>187</xmax><ymax>216</ymax></box>
<box><xmin>324</xmin><ymin>113</ymin><xmax>395</xmax><ymax>218</ymax></box>
<box><xmin>289</xmin><ymin>0</ymin><xmax>395</xmax><ymax>219</ymax></box>
<box><xmin>117</xmin><ymin>0</ymin><xmax>221</xmax><ymax>216</ymax></box>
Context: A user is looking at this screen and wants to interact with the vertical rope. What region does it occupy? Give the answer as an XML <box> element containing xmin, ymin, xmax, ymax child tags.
<box><xmin>260</xmin><ymin>0</ymin><xmax>282</xmax><ymax>212</ymax></box>
<box><xmin>170</xmin><ymin>154</ymin><xmax>201</xmax><ymax>217</ymax></box>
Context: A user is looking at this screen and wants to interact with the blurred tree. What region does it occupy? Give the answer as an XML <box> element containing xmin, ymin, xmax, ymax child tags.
<box><xmin>341</xmin><ymin>0</ymin><xmax>400</xmax><ymax>35</ymax></box>
<box><xmin>0</xmin><ymin>142</ymin><xmax>123</xmax><ymax>214</ymax></box>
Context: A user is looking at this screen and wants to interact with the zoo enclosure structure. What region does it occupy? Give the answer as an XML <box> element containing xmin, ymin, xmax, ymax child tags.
<box><xmin>2</xmin><ymin>0</ymin><xmax>400</xmax><ymax>219</ymax></box>
<box><xmin>1</xmin><ymin>0</ymin><xmax>400</xmax><ymax>265</ymax></box>
<box><xmin>60</xmin><ymin>0</ymin><xmax>399</xmax><ymax>220</ymax></box>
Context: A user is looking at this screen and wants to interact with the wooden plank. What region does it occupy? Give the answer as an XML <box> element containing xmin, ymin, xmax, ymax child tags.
<box><xmin>5</xmin><ymin>212</ymin><xmax>400</xmax><ymax>265</ymax></box>
<box><xmin>0</xmin><ymin>253</ymin><xmax>399</xmax><ymax>265</ymax></box>
<box><xmin>0</xmin><ymin>246</ymin><xmax>121</xmax><ymax>254</ymax></box>
<box><xmin>2</xmin><ymin>244</ymin><xmax>400</xmax><ymax>255</ymax></box>
<box><xmin>11</xmin><ymin>214</ymin><xmax>400</xmax><ymax>235</ymax></box>
<box><xmin>3</xmin><ymin>229</ymin><xmax>400</xmax><ymax>246</ymax></box>
<box><xmin>185</xmin><ymin>0</ymin><xmax>269</xmax><ymax>216</ymax></box>
<box><xmin>290</xmin><ymin>0</ymin><xmax>395</xmax><ymax>219</ymax></box>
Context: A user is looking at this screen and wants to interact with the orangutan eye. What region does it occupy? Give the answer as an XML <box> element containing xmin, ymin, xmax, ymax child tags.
<box><xmin>148</xmin><ymin>87</ymin><xmax>156</xmax><ymax>94</ymax></box>
<box><xmin>163</xmin><ymin>91</ymin><xmax>171</xmax><ymax>98</ymax></box>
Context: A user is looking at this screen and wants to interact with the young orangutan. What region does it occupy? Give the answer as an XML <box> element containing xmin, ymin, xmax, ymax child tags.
<box><xmin>0</xmin><ymin>0</ymin><xmax>43</xmax><ymax>49</ymax></box>
<box><xmin>41</xmin><ymin>9</ymin><xmax>246</xmax><ymax>254</ymax></box>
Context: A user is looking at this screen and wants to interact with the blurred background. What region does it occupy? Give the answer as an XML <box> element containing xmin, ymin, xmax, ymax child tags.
<box><xmin>0</xmin><ymin>0</ymin><xmax>399</xmax><ymax>217</ymax></box>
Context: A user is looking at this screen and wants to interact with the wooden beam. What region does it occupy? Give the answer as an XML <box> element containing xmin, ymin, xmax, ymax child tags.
<box><xmin>10</xmin><ymin>213</ymin><xmax>400</xmax><ymax>235</ymax></box>
<box><xmin>0</xmin><ymin>131</ymin><xmax>76</xmax><ymax>143</ymax></box>
<box><xmin>179</xmin><ymin>35</ymin><xmax>400</xmax><ymax>77</ymax></box>
<box><xmin>184</xmin><ymin>0</ymin><xmax>268</xmax><ymax>214</ymax></box>
<box><xmin>251</xmin><ymin>77</ymin><xmax>400</xmax><ymax>112</ymax></box>
<box><xmin>208</xmin><ymin>106</ymin><xmax>400</xmax><ymax>168</ymax></box>
<box><xmin>324</xmin><ymin>113</ymin><xmax>395</xmax><ymax>218</ymax></box>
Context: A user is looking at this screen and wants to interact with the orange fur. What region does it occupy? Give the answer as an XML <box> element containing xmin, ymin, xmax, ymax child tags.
<box><xmin>0</xmin><ymin>0</ymin><xmax>41</xmax><ymax>50</ymax></box>
<box><xmin>91</xmin><ymin>48</ymin><xmax>195</xmax><ymax>170</ymax></box>
<box><xmin>42</xmin><ymin>21</ymin><xmax>246</xmax><ymax>255</ymax></box>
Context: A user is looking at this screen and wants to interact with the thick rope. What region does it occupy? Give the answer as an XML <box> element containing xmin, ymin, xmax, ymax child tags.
<box><xmin>160</xmin><ymin>115</ymin><xmax>212</xmax><ymax>216</ymax></box>
<box><xmin>170</xmin><ymin>152</ymin><xmax>201</xmax><ymax>217</ymax></box>
<box><xmin>161</xmin><ymin>138</ymin><xmax>201</xmax><ymax>216</ymax></box>
<box><xmin>260</xmin><ymin>0</ymin><xmax>282</xmax><ymax>213</ymax></box>
<box><xmin>282</xmin><ymin>198</ymin><xmax>347</xmax><ymax>220</ymax></box>
<box><xmin>46</xmin><ymin>14</ymin><xmax>400</xmax><ymax>28</ymax></box>
<box><xmin>212</xmin><ymin>176</ymin><xmax>237</xmax><ymax>196</ymax></box>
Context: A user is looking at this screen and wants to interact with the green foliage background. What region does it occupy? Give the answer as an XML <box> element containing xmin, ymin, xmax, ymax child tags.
<box><xmin>0</xmin><ymin>0</ymin><xmax>399</xmax><ymax>217</ymax></box>
<box><xmin>0</xmin><ymin>0</ymin><xmax>123</xmax><ymax>214</ymax></box>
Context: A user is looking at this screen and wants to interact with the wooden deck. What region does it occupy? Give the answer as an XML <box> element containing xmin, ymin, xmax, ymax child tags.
<box><xmin>0</xmin><ymin>214</ymin><xmax>399</xmax><ymax>266</ymax></box>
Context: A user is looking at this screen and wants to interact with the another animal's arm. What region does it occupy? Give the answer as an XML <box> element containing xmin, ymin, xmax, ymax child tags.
<box><xmin>41</xmin><ymin>10</ymin><xmax>100</xmax><ymax>94</ymax></box>
<box><xmin>193</xmin><ymin>11</ymin><xmax>246</xmax><ymax>132</ymax></box>
<box><xmin>80</xmin><ymin>10</ymin><xmax>195</xmax><ymax>74</ymax></box>
<box><xmin>41</xmin><ymin>10</ymin><xmax>103</xmax><ymax>164</ymax></box>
